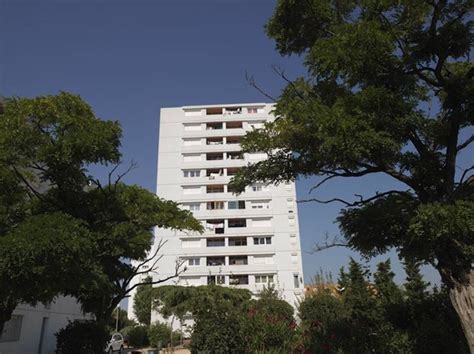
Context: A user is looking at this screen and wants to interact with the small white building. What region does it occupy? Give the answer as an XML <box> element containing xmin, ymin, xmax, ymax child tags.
<box><xmin>0</xmin><ymin>296</ymin><xmax>89</xmax><ymax>354</ymax></box>
<box><xmin>128</xmin><ymin>103</ymin><xmax>305</xmax><ymax>325</ymax></box>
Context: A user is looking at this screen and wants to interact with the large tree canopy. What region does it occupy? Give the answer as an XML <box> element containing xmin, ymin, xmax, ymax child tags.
<box><xmin>229</xmin><ymin>0</ymin><xmax>474</xmax><ymax>348</ymax></box>
<box><xmin>0</xmin><ymin>92</ymin><xmax>202</xmax><ymax>330</ymax></box>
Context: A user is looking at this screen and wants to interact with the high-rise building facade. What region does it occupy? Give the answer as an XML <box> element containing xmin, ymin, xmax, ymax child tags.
<box><xmin>129</xmin><ymin>103</ymin><xmax>304</xmax><ymax>320</ymax></box>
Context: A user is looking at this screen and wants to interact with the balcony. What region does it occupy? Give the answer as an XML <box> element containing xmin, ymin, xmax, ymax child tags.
<box><xmin>207</xmin><ymin>256</ymin><xmax>226</xmax><ymax>266</ymax></box>
<box><xmin>229</xmin><ymin>275</ymin><xmax>249</xmax><ymax>285</ymax></box>
<box><xmin>206</xmin><ymin>137</ymin><xmax>223</xmax><ymax>145</ymax></box>
<box><xmin>207</xmin><ymin>152</ymin><xmax>224</xmax><ymax>161</ymax></box>
<box><xmin>206</xmin><ymin>122</ymin><xmax>223</xmax><ymax>130</ymax></box>
<box><xmin>229</xmin><ymin>255</ymin><xmax>248</xmax><ymax>266</ymax></box>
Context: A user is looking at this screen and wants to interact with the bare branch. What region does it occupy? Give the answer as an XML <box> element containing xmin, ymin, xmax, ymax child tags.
<box><xmin>457</xmin><ymin>134</ymin><xmax>474</xmax><ymax>152</ymax></box>
<box><xmin>245</xmin><ymin>71</ymin><xmax>277</xmax><ymax>102</ymax></box>
<box><xmin>299</xmin><ymin>190</ymin><xmax>412</xmax><ymax>207</ymax></box>
<box><xmin>310</xmin><ymin>232</ymin><xmax>348</xmax><ymax>253</ymax></box>
<box><xmin>107</xmin><ymin>162</ymin><xmax>122</xmax><ymax>186</ymax></box>
<box><xmin>114</xmin><ymin>160</ymin><xmax>138</xmax><ymax>185</ymax></box>
<box><xmin>458</xmin><ymin>165</ymin><xmax>474</xmax><ymax>185</ymax></box>
<box><xmin>298</xmin><ymin>197</ymin><xmax>353</xmax><ymax>206</ymax></box>
<box><xmin>309</xmin><ymin>174</ymin><xmax>340</xmax><ymax>193</ymax></box>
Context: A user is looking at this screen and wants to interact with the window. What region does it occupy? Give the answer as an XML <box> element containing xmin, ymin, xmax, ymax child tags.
<box><xmin>251</xmin><ymin>184</ymin><xmax>268</xmax><ymax>192</ymax></box>
<box><xmin>206</xmin><ymin>107</ymin><xmax>223</xmax><ymax>115</ymax></box>
<box><xmin>183</xmin><ymin>154</ymin><xmax>202</xmax><ymax>162</ymax></box>
<box><xmin>206</xmin><ymin>122</ymin><xmax>223</xmax><ymax>130</ymax></box>
<box><xmin>183</xmin><ymin>138</ymin><xmax>202</xmax><ymax>146</ymax></box>
<box><xmin>251</xmin><ymin>200</ymin><xmax>269</xmax><ymax>209</ymax></box>
<box><xmin>207</xmin><ymin>256</ymin><xmax>225</xmax><ymax>266</ymax></box>
<box><xmin>291</xmin><ymin>253</ymin><xmax>298</xmax><ymax>264</ymax></box>
<box><xmin>226</xmin><ymin>151</ymin><xmax>242</xmax><ymax>160</ymax></box>
<box><xmin>294</xmin><ymin>274</ymin><xmax>300</xmax><ymax>288</ymax></box>
<box><xmin>252</xmin><ymin>218</ymin><xmax>272</xmax><ymax>227</ymax></box>
<box><xmin>228</xmin><ymin>237</ymin><xmax>247</xmax><ymax>246</ymax></box>
<box><xmin>229</xmin><ymin>255</ymin><xmax>248</xmax><ymax>265</ymax></box>
<box><xmin>0</xmin><ymin>315</ymin><xmax>22</xmax><ymax>342</ymax></box>
<box><xmin>226</xmin><ymin>121</ymin><xmax>243</xmax><ymax>129</ymax></box>
<box><xmin>207</xmin><ymin>201</ymin><xmax>224</xmax><ymax>210</ymax></box>
<box><xmin>183</xmin><ymin>186</ymin><xmax>201</xmax><ymax>195</ymax></box>
<box><xmin>183</xmin><ymin>203</ymin><xmax>200</xmax><ymax>211</ymax></box>
<box><xmin>228</xmin><ymin>219</ymin><xmax>246</xmax><ymax>228</ymax></box>
<box><xmin>206</xmin><ymin>219</ymin><xmax>224</xmax><ymax>234</ymax></box>
<box><xmin>207</xmin><ymin>153</ymin><xmax>224</xmax><ymax>161</ymax></box>
<box><xmin>207</xmin><ymin>238</ymin><xmax>225</xmax><ymax>247</ymax></box>
<box><xmin>229</xmin><ymin>275</ymin><xmax>249</xmax><ymax>285</ymax></box>
<box><xmin>255</xmin><ymin>275</ymin><xmax>274</xmax><ymax>284</ymax></box>
<box><xmin>253</xmin><ymin>237</ymin><xmax>272</xmax><ymax>245</ymax></box>
<box><xmin>248</xmin><ymin>107</ymin><xmax>258</xmax><ymax>114</ymax></box>
<box><xmin>183</xmin><ymin>123</ymin><xmax>202</xmax><ymax>131</ymax></box>
<box><xmin>183</xmin><ymin>170</ymin><xmax>201</xmax><ymax>178</ymax></box>
<box><xmin>207</xmin><ymin>275</ymin><xmax>225</xmax><ymax>285</ymax></box>
<box><xmin>182</xmin><ymin>239</ymin><xmax>201</xmax><ymax>248</ymax></box>
<box><xmin>247</xmin><ymin>107</ymin><xmax>264</xmax><ymax>114</ymax></box>
<box><xmin>228</xmin><ymin>200</ymin><xmax>245</xmax><ymax>210</ymax></box>
<box><xmin>254</xmin><ymin>255</ymin><xmax>273</xmax><ymax>265</ymax></box>
<box><xmin>188</xmin><ymin>258</ymin><xmax>200</xmax><ymax>266</ymax></box>
<box><xmin>207</xmin><ymin>185</ymin><xmax>224</xmax><ymax>193</ymax></box>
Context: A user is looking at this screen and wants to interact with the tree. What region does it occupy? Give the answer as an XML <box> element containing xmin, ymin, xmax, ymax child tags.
<box><xmin>247</xmin><ymin>285</ymin><xmax>296</xmax><ymax>352</ymax></box>
<box><xmin>300</xmin><ymin>259</ymin><xmax>468</xmax><ymax>353</ymax></box>
<box><xmin>0</xmin><ymin>92</ymin><xmax>202</xmax><ymax>331</ymax></box>
<box><xmin>374</xmin><ymin>259</ymin><xmax>403</xmax><ymax>306</ymax></box>
<box><xmin>133</xmin><ymin>276</ymin><xmax>153</xmax><ymax>325</ymax></box>
<box><xmin>153</xmin><ymin>285</ymin><xmax>252</xmax><ymax>353</ymax></box>
<box><xmin>403</xmin><ymin>260</ymin><xmax>430</xmax><ymax>302</ymax></box>
<box><xmin>230</xmin><ymin>0</ymin><xmax>473</xmax><ymax>347</ymax></box>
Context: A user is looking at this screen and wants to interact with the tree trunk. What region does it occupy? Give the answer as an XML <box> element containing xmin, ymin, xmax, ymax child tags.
<box><xmin>449</xmin><ymin>270</ymin><xmax>474</xmax><ymax>353</ymax></box>
<box><xmin>0</xmin><ymin>298</ymin><xmax>18</xmax><ymax>334</ymax></box>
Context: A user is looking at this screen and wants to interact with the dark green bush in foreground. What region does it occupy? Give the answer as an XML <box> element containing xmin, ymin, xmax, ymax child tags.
<box><xmin>55</xmin><ymin>320</ymin><xmax>109</xmax><ymax>354</ymax></box>
<box><xmin>125</xmin><ymin>325</ymin><xmax>149</xmax><ymax>348</ymax></box>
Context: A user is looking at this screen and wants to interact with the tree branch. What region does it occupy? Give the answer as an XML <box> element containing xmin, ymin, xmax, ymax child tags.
<box><xmin>456</xmin><ymin>134</ymin><xmax>474</xmax><ymax>152</ymax></box>
<box><xmin>245</xmin><ymin>72</ymin><xmax>277</xmax><ymax>102</ymax></box>
<box><xmin>299</xmin><ymin>190</ymin><xmax>412</xmax><ymax>207</ymax></box>
<box><xmin>310</xmin><ymin>232</ymin><xmax>348</xmax><ymax>253</ymax></box>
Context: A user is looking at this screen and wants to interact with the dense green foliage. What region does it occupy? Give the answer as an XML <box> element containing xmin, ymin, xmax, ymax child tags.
<box><xmin>148</xmin><ymin>322</ymin><xmax>180</xmax><ymax>348</ymax></box>
<box><xmin>153</xmin><ymin>285</ymin><xmax>296</xmax><ymax>353</ymax></box>
<box><xmin>133</xmin><ymin>276</ymin><xmax>153</xmax><ymax>325</ymax></box>
<box><xmin>299</xmin><ymin>259</ymin><xmax>468</xmax><ymax>353</ymax></box>
<box><xmin>229</xmin><ymin>0</ymin><xmax>474</xmax><ymax>345</ymax></box>
<box><xmin>0</xmin><ymin>92</ymin><xmax>203</xmax><ymax>330</ymax></box>
<box><xmin>126</xmin><ymin>325</ymin><xmax>150</xmax><ymax>348</ymax></box>
<box><xmin>55</xmin><ymin>320</ymin><xmax>110</xmax><ymax>354</ymax></box>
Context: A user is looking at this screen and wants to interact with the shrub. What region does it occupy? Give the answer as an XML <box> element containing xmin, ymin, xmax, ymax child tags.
<box><xmin>148</xmin><ymin>322</ymin><xmax>179</xmax><ymax>348</ymax></box>
<box><xmin>126</xmin><ymin>325</ymin><xmax>149</xmax><ymax>348</ymax></box>
<box><xmin>55</xmin><ymin>320</ymin><xmax>109</xmax><ymax>354</ymax></box>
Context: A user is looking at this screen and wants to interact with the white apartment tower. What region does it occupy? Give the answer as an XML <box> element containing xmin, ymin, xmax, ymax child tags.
<box><xmin>131</xmin><ymin>103</ymin><xmax>304</xmax><ymax>319</ymax></box>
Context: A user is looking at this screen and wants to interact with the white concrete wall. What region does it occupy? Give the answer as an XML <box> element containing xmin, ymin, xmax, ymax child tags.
<box><xmin>128</xmin><ymin>103</ymin><xmax>305</xmax><ymax>326</ymax></box>
<box><xmin>0</xmin><ymin>296</ymin><xmax>89</xmax><ymax>354</ymax></box>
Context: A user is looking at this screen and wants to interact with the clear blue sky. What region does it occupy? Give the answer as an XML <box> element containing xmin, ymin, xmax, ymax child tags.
<box><xmin>1</xmin><ymin>0</ymin><xmax>447</xmax><ymax>285</ymax></box>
